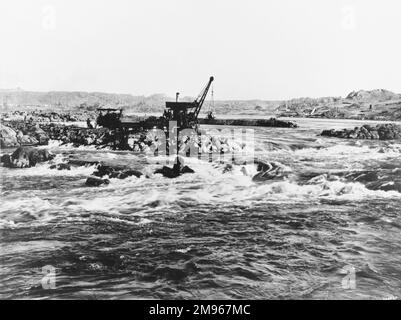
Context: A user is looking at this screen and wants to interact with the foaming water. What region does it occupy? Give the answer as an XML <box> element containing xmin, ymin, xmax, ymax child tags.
<box><xmin>1</xmin><ymin>118</ymin><xmax>401</xmax><ymax>299</ymax></box>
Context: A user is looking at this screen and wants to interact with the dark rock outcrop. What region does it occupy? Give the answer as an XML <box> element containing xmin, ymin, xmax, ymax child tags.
<box><xmin>67</xmin><ymin>159</ymin><xmax>100</xmax><ymax>167</ymax></box>
<box><xmin>50</xmin><ymin>163</ymin><xmax>71</xmax><ymax>170</ymax></box>
<box><xmin>84</xmin><ymin>163</ymin><xmax>144</xmax><ymax>186</ymax></box>
<box><xmin>154</xmin><ymin>156</ymin><xmax>195</xmax><ymax>178</ymax></box>
<box><xmin>93</xmin><ymin>164</ymin><xmax>143</xmax><ymax>179</ymax></box>
<box><xmin>3</xmin><ymin>146</ymin><xmax>55</xmax><ymax>168</ymax></box>
<box><xmin>321</xmin><ymin>123</ymin><xmax>401</xmax><ymax>140</ymax></box>
<box><xmin>1</xmin><ymin>154</ymin><xmax>12</xmax><ymax>166</ymax></box>
<box><xmin>85</xmin><ymin>176</ymin><xmax>110</xmax><ymax>186</ymax></box>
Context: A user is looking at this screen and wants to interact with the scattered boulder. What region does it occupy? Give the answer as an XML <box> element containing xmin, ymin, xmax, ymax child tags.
<box><xmin>38</xmin><ymin>123</ymin><xmax>111</xmax><ymax>148</ymax></box>
<box><xmin>4</xmin><ymin>146</ymin><xmax>55</xmax><ymax>168</ymax></box>
<box><xmin>0</xmin><ymin>124</ymin><xmax>19</xmax><ymax>148</ymax></box>
<box><xmin>19</xmin><ymin>134</ymin><xmax>39</xmax><ymax>145</ymax></box>
<box><xmin>252</xmin><ymin>160</ymin><xmax>290</xmax><ymax>181</ymax></box>
<box><xmin>117</xmin><ymin>169</ymin><xmax>144</xmax><ymax>179</ymax></box>
<box><xmin>67</xmin><ymin>159</ymin><xmax>100</xmax><ymax>167</ymax></box>
<box><xmin>85</xmin><ymin>176</ymin><xmax>110</xmax><ymax>187</ymax></box>
<box><xmin>93</xmin><ymin>164</ymin><xmax>143</xmax><ymax>179</ymax></box>
<box><xmin>1</xmin><ymin>122</ymin><xmax>50</xmax><ymax>146</ymax></box>
<box><xmin>30</xmin><ymin>125</ymin><xmax>49</xmax><ymax>145</ymax></box>
<box><xmin>321</xmin><ymin>123</ymin><xmax>401</xmax><ymax>140</ymax></box>
<box><xmin>222</xmin><ymin>164</ymin><xmax>234</xmax><ymax>173</ymax></box>
<box><xmin>154</xmin><ymin>156</ymin><xmax>195</xmax><ymax>178</ymax></box>
<box><xmin>0</xmin><ymin>154</ymin><xmax>12</xmax><ymax>167</ymax></box>
<box><xmin>50</xmin><ymin>163</ymin><xmax>71</xmax><ymax>170</ymax></box>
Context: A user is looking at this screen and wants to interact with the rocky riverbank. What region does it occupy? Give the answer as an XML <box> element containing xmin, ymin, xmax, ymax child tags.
<box><xmin>0</xmin><ymin>122</ymin><xmax>49</xmax><ymax>147</ymax></box>
<box><xmin>1</xmin><ymin>108</ymin><xmax>299</xmax><ymax>150</ymax></box>
<box><xmin>1</xmin><ymin>121</ymin><xmax>116</xmax><ymax>149</ymax></box>
<box><xmin>1</xmin><ymin>110</ymin><xmax>96</xmax><ymax>123</ymax></box>
<box><xmin>321</xmin><ymin>123</ymin><xmax>401</xmax><ymax>140</ymax></box>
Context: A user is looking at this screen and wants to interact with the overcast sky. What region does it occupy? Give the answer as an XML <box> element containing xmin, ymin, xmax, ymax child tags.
<box><xmin>0</xmin><ymin>0</ymin><xmax>400</xmax><ymax>100</ymax></box>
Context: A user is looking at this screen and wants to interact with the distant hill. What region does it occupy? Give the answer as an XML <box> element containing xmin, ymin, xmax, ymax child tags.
<box><xmin>346</xmin><ymin>89</ymin><xmax>401</xmax><ymax>102</ymax></box>
<box><xmin>277</xmin><ymin>89</ymin><xmax>401</xmax><ymax>120</ymax></box>
<box><xmin>0</xmin><ymin>89</ymin><xmax>280</xmax><ymax>116</ymax></box>
<box><xmin>1</xmin><ymin>88</ymin><xmax>400</xmax><ymax>120</ymax></box>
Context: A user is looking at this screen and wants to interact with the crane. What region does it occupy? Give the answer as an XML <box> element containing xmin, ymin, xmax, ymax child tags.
<box><xmin>95</xmin><ymin>77</ymin><xmax>215</xmax><ymax>149</ymax></box>
<box><xmin>192</xmin><ymin>76</ymin><xmax>214</xmax><ymax>120</ymax></box>
<box><xmin>164</xmin><ymin>76</ymin><xmax>214</xmax><ymax>130</ymax></box>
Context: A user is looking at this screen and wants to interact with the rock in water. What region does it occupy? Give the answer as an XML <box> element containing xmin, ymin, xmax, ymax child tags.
<box><xmin>0</xmin><ymin>124</ymin><xmax>19</xmax><ymax>148</ymax></box>
<box><xmin>93</xmin><ymin>164</ymin><xmax>143</xmax><ymax>179</ymax></box>
<box><xmin>154</xmin><ymin>156</ymin><xmax>195</xmax><ymax>178</ymax></box>
<box><xmin>67</xmin><ymin>159</ymin><xmax>100</xmax><ymax>167</ymax></box>
<box><xmin>0</xmin><ymin>154</ymin><xmax>12</xmax><ymax>167</ymax></box>
<box><xmin>117</xmin><ymin>169</ymin><xmax>143</xmax><ymax>179</ymax></box>
<box><xmin>321</xmin><ymin>123</ymin><xmax>401</xmax><ymax>140</ymax></box>
<box><xmin>5</xmin><ymin>146</ymin><xmax>55</xmax><ymax>168</ymax></box>
<box><xmin>252</xmin><ymin>160</ymin><xmax>289</xmax><ymax>181</ymax></box>
<box><xmin>50</xmin><ymin>163</ymin><xmax>71</xmax><ymax>170</ymax></box>
<box><xmin>85</xmin><ymin>176</ymin><xmax>110</xmax><ymax>187</ymax></box>
<box><xmin>30</xmin><ymin>125</ymin><xmax>49</xmax><ymax>145</ymax></box>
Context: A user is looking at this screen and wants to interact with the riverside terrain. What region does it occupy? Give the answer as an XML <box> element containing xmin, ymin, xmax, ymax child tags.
<box><xmin>0</xmin><ymin>88</ymin><xmax>401</xmax><ymax>299</ymax></box>
<box><xmin>1</xmin><ymin>88</ymin><xmax>401</xmax><ymax>120</ymax></box>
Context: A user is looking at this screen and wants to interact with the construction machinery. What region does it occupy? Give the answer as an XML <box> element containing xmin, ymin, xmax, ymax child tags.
<box><xmin>94</xmin><ymin>77</ymin><xmax>214</xmax><ymax>150</ymax></box>
<box><xmin>96</xmin><ymin>76</ymin><xmax>214</xmax><ymax>132</ymax></box>
<box><xmin>163</xmin><ymin>76</ymin><xmax>214</xmax><ymax>131</ymax></box>
<box><xmin>96</xmin><ymin>108</ymin><xmax>123</xmax><ymax>129</ymax></box>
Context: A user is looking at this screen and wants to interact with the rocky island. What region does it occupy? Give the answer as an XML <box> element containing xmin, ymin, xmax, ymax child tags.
<box><xmin>321</xmin><ymin>123</ymin><xmax>401</xmax><ymax>140</ymax></box>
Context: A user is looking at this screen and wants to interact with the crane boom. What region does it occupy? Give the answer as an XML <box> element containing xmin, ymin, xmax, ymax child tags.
<box><xmin>193</xmin><ymin>76</ymin><xmax>214</xmax><ymax>120</ymax></box>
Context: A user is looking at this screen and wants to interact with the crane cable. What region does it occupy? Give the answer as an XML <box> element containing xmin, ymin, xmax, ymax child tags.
<box><xmin>206</xmin><ymin>83</ymin><xmax>214</xmax><ymax>114</ymax></box>
<box><xmin>196</xmin><ymin>82</ymin><xmax>208</xmax><ymax>103</ymax></box>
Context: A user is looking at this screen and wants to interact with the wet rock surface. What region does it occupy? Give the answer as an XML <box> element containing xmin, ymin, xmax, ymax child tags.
<box><xmin>321</xmin><ymin>123</ymin><xmax>401</xmax><ymax>140</ymax></box>
<box><xmin>154</xmin><ymin>156</ymin><xmax>195</xmax><ymax>178</ymax></box>
<box><xmin>85</xmin><ymin>176</ymin><xmax>110</xmax><ymax>187</ymax></box>
<box><xmin>2</xmin><ymin>146</ymin><xmax>55</xmax><ymax>168</ymax></box>
<box><xmin>252</xmin><ymin>160</ymin><xmax>291</xmax><ymax>182</ymax></box>
<box><xmin>0</xmin><ymin>154</ymin><xmax>12</xmax><ymax>167</ymax></box>
<box><xmin>66</xmin><ymin>159</ymin><xmax>100</xmax><ymax>167</ymax></box>
<box><xmin>49</xmin><ymin>163</ymin><xmax>71</xmax><ymax>171</ymax></box>
<box><xmin>93</xmin><ymin>164</ymin><xmax>143</xmax><ymax>179</ymax></box>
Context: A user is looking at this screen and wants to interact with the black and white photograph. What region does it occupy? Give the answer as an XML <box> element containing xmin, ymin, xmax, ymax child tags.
<box><xmin>1</xmin><ymin>0</ymin><xmax>401</xmax><ymax>304</ymax></box>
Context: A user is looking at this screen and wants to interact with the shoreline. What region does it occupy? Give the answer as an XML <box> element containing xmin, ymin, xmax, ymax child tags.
<box><xmin>125</xmin><ymin>112</ymin><xmax>401</xmax><ymax>124</ymax></box>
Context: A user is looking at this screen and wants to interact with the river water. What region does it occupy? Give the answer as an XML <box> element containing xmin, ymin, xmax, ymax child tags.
<box><xmin>1</xmin><ymin>118</ymin><xmax>400</xmax><ymax>299</ymax></box>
